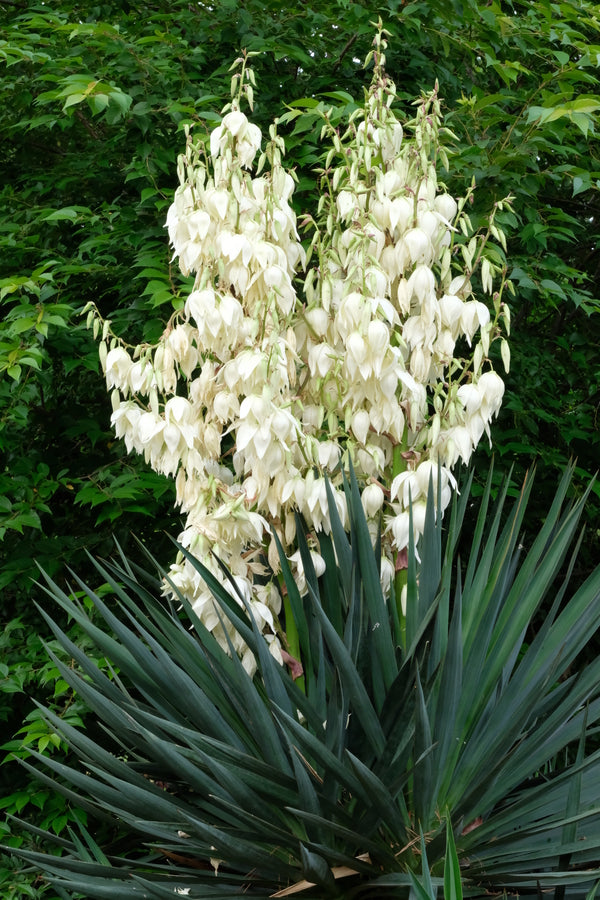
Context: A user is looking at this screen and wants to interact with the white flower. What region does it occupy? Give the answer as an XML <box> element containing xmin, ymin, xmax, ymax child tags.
<box><xmin>105</xmin><ymin>347</ymin><xmax>133</xmax><ymax>392</ymax></box>
<box><xmin>213</xmin><ymin>390</ymin><xmax>240</xmax><ymax>422</ymax></box>
<box><xmin>435</xmin><ymin>193</ymin><xmax>458</xmax><ymax>222</ymax></box>
<box><xmin>439</xmin><ymin>294</ymin><xmax>464</xmax><ymax>334</ymax></box>
<box><xmin>418</xmin><ymin>209</ymin><xmax>442</xmax><ymax>241</ymax></box>
<box><xmin>366</xmin><ymin>320</ymin><xmax>390</xmax><ymax>376</ymax></box>
<box><xmin>404</xmin><ymin>227</ymin><xmax>432</xmax><ymax>265</ymax></box>
<box><xmin>389</xmin><ymin>196</ymin><xmax>413</xmax><ymax>235</ymax></box>
<box><xmin>167</xmin><ymin>325</ymin><xmax>198</xmax><ymax>378</ymax></box>
<box><xmin>336</xmin><ymin>292</ymin><xmax>365</xmax><ymax>338</ymax></box>
<box><xmin>478</xmin><ymin>370</ymin><xmax>505</xmax><ymax>419</ymax></box>
<box><xmin>380</xmin><ymin>555</ymin><xmax>395</xmax><ymax>594</ymax></box>
<box><xmin>337</xmin><ymin>191</ymin><xmax>355</xmax><ymax>222</ymax></box>
<box><xmin>166</xmin><ymin>185</ymin><xmax>194</xmax><ymax>253</ymax></box>
<box><xmin>433</xmin><ymin>329</ymin><xmax>456</xmax><ymax>362</ymax></box>
<box><xmin>457</xmin><ymin>382</ymin><xmax>482</xmax><ymax>416</ymax></box>
<box><xmin>223</xmin><ymin>109</ymin><xmax>249</xmax><ymax>138</ymax></box>
<box><xmin>302</xmin><ymin>404</ymin><xmax>324</xmax><ymax>431</ymax></box>
<box><xmin>317</xmin><ymin>440</ymin><xmax>341</xmax><ymax>470</ymax></box>
<box><xmin>414</xmin><ymin>460</ymin><xmax>455</xmax><ymax>510</ymax></box>
<box><xmin>460</xmin><ymin>300</ymin><xmax>490</xmax><ymax>344</ymax></box>
<box><xmin>237</xmin><ymin>122</ymin><xmax>262</xmax><ymax>168</ymax></box>
<box><xmin>128</xmin><ymin>359</ymin><xmax>155</xmax><ymax>395</ymax></box>
<box><xmin>407</xmin><ymin>264</ymin><xmax>436</xmax><ymax>304</ymax></box>
<box><xmin>209</xmin><ymin>124</ymin><xmax>225</xmax><ymax>159</ymax></box>
<box><xmin>289</xmin><ymin>548</ymin><xmax>326</xmax><ymax>594</ymax></box>
<box><xmin>346</xmin><ymin>332</ymin><xmax>368</xmax><ymax>380</ymax></box>
<box><xmin>302</xmin><ymin>475</ymin><xmax>347</xmax><ymax>532</ymax></box>
<box><xmin>361</xmin><ymin>482</ymin><xmax>385</xmax><ymax>517</ymax></box>
<box><xmin>351</xmin><ymin>409</ymin><xmax>371</xmax><ymax>445</ymax></box>
<box><xmin>410</xmin><ymin>347</ymin><xmax>432</xmax><ymax>383</ymax></box>
<box><xmin>390</xmin><ymin>470</ymin><xmax>420</xmax><ymax>506</ymax></box>
<box><xmin>436</xmin><ymin>424</ymin><xmax>474</xmax><ymax>467</ymax></box>
<box><xmin>218</xmin><ymin>231</ymin><xmax>253</xmax><ymax>266</ymax></box>
<box><xmin>111</xmin><ymin>401</ymin><xmax>143</xmax><ymax>453</ymax></box>
<box><xmin>379</xmin><ymin>122</ymin><xmax>403</xmax><ymax>162</ymax></box>
<box><xmin>188</xmin><ymin>209</ymin><xmax>211</xmax><ymax>243</ymax></box>
<box><xmin>402</xmin><ymin>316</ymin><xmax>436</xmax><ymax>352</ymax></box>
<box><xmin>411</xmin><ymin>500</ymin><xmax>428</xmax><ymax>535</ymax></box>
<box><xmin>204</xmin><ymin>188</ymin><xmax>230</xmax><ymax>221</ymax></box>
<box><xmin>388</xmin><ymin>510</ymin><xmax>410</xmax><ymax>550</ymax></box>
<box><xmin>165</xmin><ymin>397</ymin><xmax>196</xmax><ymax>449</ymax></box>
<box><xmin>305</xmin><ymin>306</ymin><xmax>329</xmax><ymax>337</ymax></box>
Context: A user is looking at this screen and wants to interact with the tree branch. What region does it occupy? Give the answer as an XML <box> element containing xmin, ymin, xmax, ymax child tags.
<box><xmin>332</xmin><ymin>33</ymin><xmax>358</xmax><ymax>73</ymax></box>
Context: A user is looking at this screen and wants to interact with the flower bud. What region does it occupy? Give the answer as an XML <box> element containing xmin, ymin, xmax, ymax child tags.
<box><xmin>305</xmin><ymin>307</ymin><xmax>329</xmax><ymax>337</ymax></box>
<box><xmin>408</xmin><ymin>264</ymin><xmax>435</xmax><ymax>303</ymax></box>
<box><xmin>351</xmin><ymin>409</ymin><xmax>370</xmax><ymax>445</ymax></box>
<box><xmin>434</xmin><ymin>193</ymin><xmax>458</xmax><ymax>222</ymax></box>
<box><xmin>404</xmin><ymin>227</ymin><xmax>432</xmax><ymax>265</ymax></box>
<box><xmin>336</xmin><ymin>190</ymin><xmax>355</xmax><ymax>222</ymax></box>
<box><xmin>418</xmin><ymin>209</ymin><xmax>440</xmax><ymax>241</ymax></box>
<box><xmin>361</xmin><ymin>482</ymin><xmax>385</xmax><ymax>517</ymax></box>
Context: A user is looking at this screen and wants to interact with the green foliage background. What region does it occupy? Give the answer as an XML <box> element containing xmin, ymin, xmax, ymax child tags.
<box><xmin>0</xmin><ymin>0</ymin><xmax>599</xmax><ymax>892</ymax></box>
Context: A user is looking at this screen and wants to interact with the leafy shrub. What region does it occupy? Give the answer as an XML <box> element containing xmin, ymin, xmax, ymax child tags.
<box><xmin>7</xmin><ymin>465</ymin><xmax>600</xmax><ymax>898</ymax></box>
<box><xmin>0</xmin><ymin>588</ymin><xmax>129</xmax><ymax>897</ymax></box>
<box><xmin>1</xmin><ymin>0</ymin><xmax>600</xmax><ymax>607</ymax></box>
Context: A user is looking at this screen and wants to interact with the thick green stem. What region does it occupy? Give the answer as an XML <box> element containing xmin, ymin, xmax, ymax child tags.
<box><xmin>392</xmin><ymin>431</ymin><xmax>409</xmax><ymax>647</ymax></box>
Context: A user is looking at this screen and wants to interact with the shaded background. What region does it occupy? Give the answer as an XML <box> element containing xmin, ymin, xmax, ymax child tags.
<box><xmin>0</xmin><ymin>0</ymin><xmax>599</xmax><ymax>892</ymax></box>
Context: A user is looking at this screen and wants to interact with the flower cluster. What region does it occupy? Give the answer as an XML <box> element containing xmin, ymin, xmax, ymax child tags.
<box><xmin>89</xmin><ymin>34</ymin><xmax>512</xmax><ymax>670</ymax></box>
<box><xmin>297</xmin><ymin>64</ymin><xmax>511</xmax><ymax>558</ymax></box>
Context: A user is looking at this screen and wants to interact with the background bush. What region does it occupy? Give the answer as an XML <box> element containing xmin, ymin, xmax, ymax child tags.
<box><xmin>1</xmin><ymin>0</ymin><xmax>599</xmax><ymax>596</ymax></box>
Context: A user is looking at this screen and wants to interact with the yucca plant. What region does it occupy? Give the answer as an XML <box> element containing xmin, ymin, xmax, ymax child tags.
<box><xmin>8</xmin><ymin>464</ymin><xmax>600</xmax><ymax>898</ymax></box>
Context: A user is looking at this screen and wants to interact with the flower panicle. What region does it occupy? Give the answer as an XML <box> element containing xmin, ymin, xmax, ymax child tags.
<box><xmin>93</xmin><ymin>40</ymin><xmax>513</xmax><ymax>668</ymax></box>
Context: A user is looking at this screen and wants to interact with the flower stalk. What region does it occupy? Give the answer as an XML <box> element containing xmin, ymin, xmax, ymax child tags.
<box><xmin>85</xmin><ymin>26</ymin><xmax>513</xmax><ymax>666</ymax></box>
